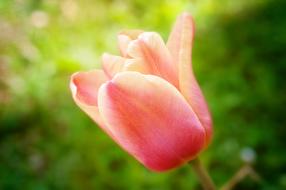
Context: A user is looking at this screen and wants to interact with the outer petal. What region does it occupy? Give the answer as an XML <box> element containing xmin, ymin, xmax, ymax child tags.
<box><xmin>98</xmin><ymin>71</ymin><xmax>206</xmax><ymax>171</ymax></box>
<box><xmin>127</xmin><ymin>32</ymin><xmax>179</xmax><ymax>88</ymax></box>
<box><xmin>167</xmin><ymin>13</ymin><xmax>212</xmax><ymax>145</ymax></box>
<box><xmin>70</xmin><ymin>70</ymin><xmax>108</xmax><ymax>130</ymax></box>
<box><xmin>118</xmin><ymin>29</ymin><xmax>144</xmax><ymax>57</ymax></box>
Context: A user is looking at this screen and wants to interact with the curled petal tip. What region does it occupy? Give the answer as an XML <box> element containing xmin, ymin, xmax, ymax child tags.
<box><xmin>70</xmin><ymin>72</ymin><xmax>79</xmax><ymax>95</ymax></box>
<box><xmin>69</xmin><ymin>70</ymin><xmax>109</xmax><ymax>128</ymax></box>
<box><xmin>70</xmin><ymin>70</ymin><xmax>108</xmax><ymax>106</ymax></box>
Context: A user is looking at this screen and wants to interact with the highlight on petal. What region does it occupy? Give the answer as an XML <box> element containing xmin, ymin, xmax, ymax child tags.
<box><xmin>102</xmin><ymin>53</ymin><xmax>149</xmax><ymax>77</ymax></box>
<box><xmin>102</xmin><ymin>53</ymin><xmax>126</xmax><ymax>78</ymax></box>
<box><xmin>167</xmin><ymin>12</ymin><xmax>213</xmax><ymax>145</ymax></box>
<box><xmin>118</xmin><ymin>29</ymin><xmax>144</xmax><ymax>57</ymax></box>
<box><xmin>126</xmin><ymin>32</ymin><xmax>179</xmax><ymax>87</ymax></box>
<box><xmin>97</xmin><ymin>71</ymin><xmax>206</xmax><ymax>171</ymax></box>
<box><xmin>70</xmin><ymin>69</ymin><xmax>108</xmax><ymax>128</ymax></box>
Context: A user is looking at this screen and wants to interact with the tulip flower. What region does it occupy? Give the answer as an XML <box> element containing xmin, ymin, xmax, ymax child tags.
<box><xmin>70</xmin><ymin>12</ymin><xmax>212</xmax><ymax>172</ymax></box>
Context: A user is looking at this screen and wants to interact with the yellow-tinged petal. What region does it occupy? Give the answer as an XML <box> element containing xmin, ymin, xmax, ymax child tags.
<box><xmin>102</xmin><ymin>53</ymin><xmax>126</xmax><ymax>78</ymax></box>
<box><xmin>97</xmin><ymin>71</ymin><xmax>206</xmax><ymax>171</ymax></box>
<box><xmin>123</xmin><ymin>58</ymin><xmax>149</xmax><ymax>74</ymax></box>
<box><xmin>102</xmin><ymin>53</ymin><xmax>149</xmax><ymax>77</ymax></box>
<box><xmin>118</xmin><ymin>29</ymin><xmax>144</xmax><ymax>57</ymax></box>
<box><xmin>167</xmin><ymin>13</ymin><xmax>212</xmax><ymax>145</ymax></box>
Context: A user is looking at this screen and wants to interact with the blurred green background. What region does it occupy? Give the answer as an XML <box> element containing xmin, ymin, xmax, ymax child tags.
<box><xmin>0</xmin><ymin>0</ymin><xmax>285</xmax><ymax>189</ymax></box>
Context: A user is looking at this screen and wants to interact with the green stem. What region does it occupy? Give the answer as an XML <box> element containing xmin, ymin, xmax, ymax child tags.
<box><xmin>190</xmin><ymin>158</ymin><xmax>216</xmax><ymax>190</ymax></box>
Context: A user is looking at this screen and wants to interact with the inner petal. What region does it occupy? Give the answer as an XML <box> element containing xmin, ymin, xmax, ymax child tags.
<box><xmin>126</xmin><ymin>32</ymin><xmax>179</xmax><ymax>88</ymax></box>
<box><xmin>118</xmin><ymin>29</ymin><xmax>144</xmax><ymax>57</ymax></box>
<box><xmin>102</xmin><ymin>53</ymin><xmax>150</xmax><ymax>78</ymax></box>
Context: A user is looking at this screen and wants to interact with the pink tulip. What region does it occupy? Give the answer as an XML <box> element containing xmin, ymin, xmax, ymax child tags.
<box><xmin>70</xmin><ymin>12</ymin><xmax>212</xmax><ymax>171</ymax></box>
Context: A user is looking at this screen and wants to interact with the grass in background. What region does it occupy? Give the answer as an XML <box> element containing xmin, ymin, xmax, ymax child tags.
<box><xmin>0</xmin><ymin>0</ymin><xmax>285</xmax><ymax>189</ymax></box>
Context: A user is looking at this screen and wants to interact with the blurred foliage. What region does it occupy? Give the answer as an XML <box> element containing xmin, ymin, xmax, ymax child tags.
<box><xmin>0</xmin><ymin>0</ymin><xmax>285</xmax><ymax>189</ymax></box>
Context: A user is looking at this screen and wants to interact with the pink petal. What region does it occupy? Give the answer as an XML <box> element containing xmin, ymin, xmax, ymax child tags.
<box><xmin>167</xmin><ymin>13</ymin><xmax>213</xmax><ymax>145</ymax></box>
<box><xmin>126</xmin><ymin>32</ymin><xmax>179</xmax><ymax>88</ymax></box>
<box><xmin>70</xmin><ymin>69</ymin><xmax>108</xmax><ymax>129</ymax></box>
<box><xmin>118</xmin><ymin>29</ymin><xmax>144</xmax><ymax>57</ymax></box>
<box><xmin>98</xmin><ymin>71</ymin><xmax>206</xmax><ymax>171</ymax></box>
<box><xmin>167</xmin><ymin>12</ymin><xmax>195</xmax><ymax>68</ymax></box>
